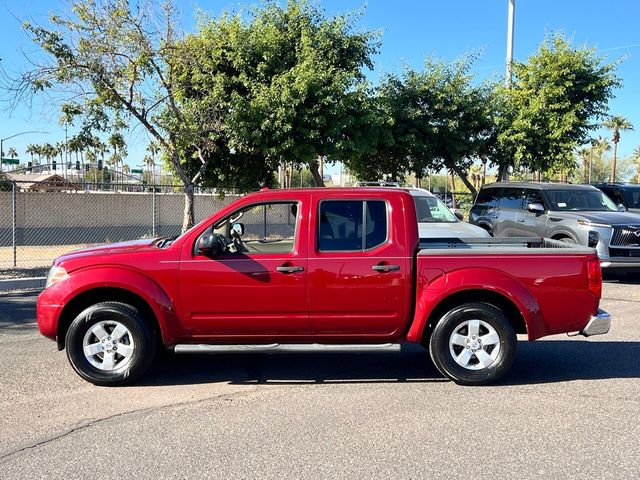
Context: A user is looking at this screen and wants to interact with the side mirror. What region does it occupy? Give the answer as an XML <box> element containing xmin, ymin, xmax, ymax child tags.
<box><xmin>197</xmin><ymin>234</ymin><xmax>219</xmax><ymax>256</ymax></box>
<box><xmin>454</xmin><ymin>211</ymin><xmax>464</xmax><ymax>221</ymax></box>
<box><xmin>527</xmin><ymin>203</ymin><xmax>545</xmax><ymax>214</ymax></box>
<box><xmin>618</xmin><ymin>204</ymin><xmax>627</xmax><ymax>212</ymax></box>
<box><xmin>231</xmin><ymin>222</ymin><xmax>245</xmax><ymax>237</ymax></box>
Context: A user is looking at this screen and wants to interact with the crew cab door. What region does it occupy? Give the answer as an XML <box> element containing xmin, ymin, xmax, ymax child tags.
<box><xmin>179</xmin><ymin>199</ymin><xmax>309</xmax><ymax>337</ymax></box>
<box><xmin>307</xmin><ymin>194</ymin><xmax>411</xmax><ymax>338</ymax></box>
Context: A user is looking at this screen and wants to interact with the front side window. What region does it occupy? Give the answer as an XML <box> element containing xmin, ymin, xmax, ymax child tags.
<box><xmin>318</xmin><ymin>200</ymin><xmax>387</xmax><ymax>251</ymax></box>
<box><xmin>524</xmin><ymin>189</ymin><xmax>546</xmax><ymax>209</ymax></box>
<box><xmin>213</xmin><ymin>202</ymin><xmax>298</xmax><ymax>254</ymax></box>
<box><xmin>498</xmin><ymin>188</ymin><xmax>525</xmax><ymax>210</ymax></box>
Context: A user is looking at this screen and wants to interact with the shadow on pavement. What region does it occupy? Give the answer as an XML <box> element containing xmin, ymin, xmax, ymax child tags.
<box><xmin>0</xmin><ymin>291</ymin><xmax>38</xmax><ymax>331</ymax></box>
<box><xmin>138</xmin><ymin>340</ymin><xmax>640</xmax><ymax>387</ymax></box>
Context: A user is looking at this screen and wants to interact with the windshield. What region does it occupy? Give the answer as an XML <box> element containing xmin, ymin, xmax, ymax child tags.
<box><xmin>413</xmin><ymin>196</ymin><xmax>457</xmax><ymax>223</ymax></box>
<box><xmin>546</xmin><ymin>190</ymin><xmax>619</xmax><ymax>212</ymax></box>
<box><xmin>623</xmin><ymin>189</ymin><xmax>640</xmax><ymax>209</ymax></box>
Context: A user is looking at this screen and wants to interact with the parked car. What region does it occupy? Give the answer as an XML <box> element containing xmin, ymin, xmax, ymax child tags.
<box><xmin>408</xmin><ymin>188</ymin><xmax>490</xmax><ymax>239</ymax></box>
<box><xmin>593</xmin><ymin>183</ymin><xmax>640</xmax><ymax>213</ymax></box>
<box><xmin>469</xmin><ymin>182</ymin><xmax>640</xmax><ymax>268</ymax></box>
<box><xmin>38</xmin><ymin>187</ymin><xmax>610</xmax><ymax>387</ymax></box>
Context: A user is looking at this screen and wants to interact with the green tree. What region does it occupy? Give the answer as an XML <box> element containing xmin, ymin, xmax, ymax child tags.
<box><xmin>9</xmin><ymin>0</ymin><xmax>225</xmax><ymax>231</ymax></box>
<box><xmin>603</xmin><ymin>115</ymin><xmax>634</xmax><ymax>182</ymax></box>
<box><xmin>632</xmin><ymin>146</ymin><xmax>640</xmax><ymax>184</ymax></box>
<box><xmin>346</xmin><ymin>55</ymin><xmax>492</xmax><ymax>196</ymax></box>
<box><xmin>497</xmin><ymin>33</ymin><xmax>620</xmax><ymax>178</ymax></box>
<box><xmin>174</xmin><ymin>0</ymin><xmax>378</xmax><ymax>188</ymax></box>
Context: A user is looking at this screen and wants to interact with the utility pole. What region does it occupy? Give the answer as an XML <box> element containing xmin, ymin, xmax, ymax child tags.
<box><xmin>503</xmin><ymin>0</ymin><xmax>516</xmax><ymax>182</ymax></box>
<box><xmin>505</xmin><ymin>0</ymin><xmax>516</xmax><ymax>87</ymax></box>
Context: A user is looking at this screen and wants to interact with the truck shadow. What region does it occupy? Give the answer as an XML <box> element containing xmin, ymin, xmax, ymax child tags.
<box><xmin>603</xmin><ymin>271</ymin><xmax>640</xmax><ymax>285</ymax></box>
<box><xmin>140</xmin><ymin>341</ymin><xmax>640</xmax><ymax>387</ymax></box>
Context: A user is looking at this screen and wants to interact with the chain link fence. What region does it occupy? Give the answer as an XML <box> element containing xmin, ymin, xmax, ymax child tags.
<box><xmin>0</xmin><ymin>179</ymin><xmax>476</xmax><ymax>278</ymax></box>
<box><xmin>0</xmin><ymin>180</ymin><xmax>239</xmax><ymax>275</ymax></box>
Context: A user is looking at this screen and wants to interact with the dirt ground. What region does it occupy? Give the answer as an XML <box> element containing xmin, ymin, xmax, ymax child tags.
<box><xmin>0</xmin><ymin>245</ymin><xmax>92</xmax><ymax>277</ymax></box>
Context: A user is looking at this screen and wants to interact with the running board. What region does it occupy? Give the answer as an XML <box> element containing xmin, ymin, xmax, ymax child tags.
<box><xmin>173</xmin><ymin>343</ymin><xmax>401</xmax><ymax>354</ymax></box>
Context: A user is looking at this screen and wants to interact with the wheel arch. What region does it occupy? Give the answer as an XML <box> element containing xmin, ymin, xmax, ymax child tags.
<box><xmin>56</xmin><ymin>287</ymin><xmax>163</xmax><ymax>351</ymax></box>
<box><xmin>420</xmin><ymin>289</ymin><xmax>527</xmax><ymax>344</ymax></box>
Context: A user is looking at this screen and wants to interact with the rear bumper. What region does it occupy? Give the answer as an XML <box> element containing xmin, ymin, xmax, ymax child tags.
<box><xmin>580</xmin><ymin>309</ymin><xmax>611</xmax><ymax>336</ymax></box>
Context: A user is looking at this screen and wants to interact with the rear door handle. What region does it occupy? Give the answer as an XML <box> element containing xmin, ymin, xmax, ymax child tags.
<box><xmin>276</xmin><ymin>265</ymin><xmax>304</xmax><ymax>274</ymax></box>
<box><xmin>372</xmin><ymin>264</ymin><xmax>400</xmax><ymax>273</ymax></box>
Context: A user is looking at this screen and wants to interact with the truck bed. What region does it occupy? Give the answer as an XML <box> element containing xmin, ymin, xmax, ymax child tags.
<box><xmin>418</xmin><ymin>237</ymin><xmax>594</xmax><ymax>254</ymax></box>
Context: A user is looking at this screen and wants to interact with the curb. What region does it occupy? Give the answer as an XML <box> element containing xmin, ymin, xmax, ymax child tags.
<box><xmin>0</xmin><ymin>277</ymin><xmax>46</xmax><ymax>292</ymax></box>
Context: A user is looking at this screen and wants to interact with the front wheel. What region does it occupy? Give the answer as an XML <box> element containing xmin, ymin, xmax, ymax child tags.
<box><xmin>428</xmin><ymin>302</ymin><xmax>517</xmax><ymax>386</ymax></box>
<box><xmin>66</xmin><ymin>302</ymin><xmax>156</xmax><ymax>386</ymax></box>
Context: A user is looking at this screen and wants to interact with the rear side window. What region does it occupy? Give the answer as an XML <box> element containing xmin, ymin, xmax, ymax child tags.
<box><xmin>474</xmin><ymin>189</ymin><xmax>500</xmax><ymax>208</ymax></box>
<box><xmin>498</xmin><ymin>188</ymin><xmax>524</xmax><ymax>209</ymax></box>
<box><xmin>318</xmin><ymin>200</ymin><xmax>387</xmax><ymax>251</ymax></box>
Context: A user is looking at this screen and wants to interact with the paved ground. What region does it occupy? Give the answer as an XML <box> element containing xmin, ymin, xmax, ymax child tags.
<box><xmin>0</xmin><ymin>275</ymin><xmax>638</xmax><ymax>479</ymax></box>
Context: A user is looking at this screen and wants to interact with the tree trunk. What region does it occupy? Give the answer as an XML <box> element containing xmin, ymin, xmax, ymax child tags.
<box><xmin>415</xmin><ymin>169</ymin><xmax>422</xmax><ymax>188</ymax></box>
<box><xmin>309</xmin><ymin>158</ymin><xmax>325</xmax><ymax>187</ymax></box>
<box><xmin>449</xmin><ymin>171</ymin><xmax>457</xmax><ymax>209</ymax></box>
<box><xmin>182</xmin><ymin>183</ymin><xmax>195</xmax><ymax>234</ymax></box>
<box><xmin>449</xmin><ymin>162</ymin><xmax>478</xmax><ymax>199</ymax></box>
<box><xmin>481</xmin><ymin>158</ymin><xmax>487</xmax><ymax>186</ymax></box>
<box><xmin>611</xmin><ymin>141</ymin><xmax>618</xmax><ymax>182</ymax></box>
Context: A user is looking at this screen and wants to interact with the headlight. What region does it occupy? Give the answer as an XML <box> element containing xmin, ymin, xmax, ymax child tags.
<box><xmin>45</xmin><ymin>266</ymin><xmax>68</xmax><ymax>289</ymax></box>
<box><xmin>577</xmin><ymin>220</ymin><xmax>611</xmax><ymax>228</ymax></box>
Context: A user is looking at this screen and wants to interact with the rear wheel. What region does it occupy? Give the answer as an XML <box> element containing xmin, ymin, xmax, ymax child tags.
<box><xmin>66</xmin><ymin>302</ymin><xmax>156</xmax><ymax>386</ymax></box>
<box><xmin>429</xmin><ymin>302</ymin><xmax>517</xmax><ymax>386</ymax></box>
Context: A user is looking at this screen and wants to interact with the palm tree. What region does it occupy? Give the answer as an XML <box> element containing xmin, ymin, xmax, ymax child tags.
<box><xmin>632</xmin><ymin>146</ymin><xmax>640</xmax><ymax>184</ymax></box>
<box><xmin>25</xmin><ymin>144</ymin><xmax>37</xmax><ymax>165</ymax></box>
<box><xmin>576</xmin><ymin>147</ymin><xmax>591</xmax><ymax>183</ymax></box>
<box><xmin>603</xmin><ymin>115</ymin><xmax>634</xmax><ymax>182</ymax></box>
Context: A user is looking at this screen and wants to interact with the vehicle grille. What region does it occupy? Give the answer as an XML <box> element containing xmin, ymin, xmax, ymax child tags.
<box><xmin>610</xmin><ymin>225</ymin><xmax>640</xmax><ymax>247</ymax></box>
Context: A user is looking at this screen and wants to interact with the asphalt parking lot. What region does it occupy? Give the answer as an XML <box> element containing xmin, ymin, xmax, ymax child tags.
<box><xmin>0</xmin><ymin>275</ymin><xmax>639</xmax><ymax>479</ymax></box>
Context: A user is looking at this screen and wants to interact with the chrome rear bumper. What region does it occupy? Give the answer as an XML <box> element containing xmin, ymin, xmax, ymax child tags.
<box><xmin>580</xmin><ymin>309</ymin><xmax>611</xmax><ymax>337</ymax></box>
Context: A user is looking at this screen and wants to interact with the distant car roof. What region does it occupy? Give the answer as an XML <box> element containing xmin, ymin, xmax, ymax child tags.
<box><xmin>593</xmin><ymin>183</ymin><xmax>640</xmax><ymax>189</ymax></box>
<box><xmin>354</xmin><ymin>181</ymin><xmax>401</xmax><ymax>187</ymax></box>
<box><xmin>480</xmin><ymin>182</ymin><xmax>599</xmax><ymax>191</ymax></box>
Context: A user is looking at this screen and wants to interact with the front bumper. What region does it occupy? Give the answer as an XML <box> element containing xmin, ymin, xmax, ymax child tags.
<box><xmin>580</xmin><ymin>309</ymin><xmax>611</xmax><ymax>336</ymax></box>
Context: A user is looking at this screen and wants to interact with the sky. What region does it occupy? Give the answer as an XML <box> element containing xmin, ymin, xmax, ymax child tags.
<box><xmin>0</xmin><ymin>0</ymin><xmax>639</xmax><ymax>175</ymax></box>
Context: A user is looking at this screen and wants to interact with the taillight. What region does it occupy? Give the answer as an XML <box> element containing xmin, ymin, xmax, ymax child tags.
<box><xmin>587</xmin><ymin>257</ymin><xmax>602</xmax><ymax>298</ymax></box>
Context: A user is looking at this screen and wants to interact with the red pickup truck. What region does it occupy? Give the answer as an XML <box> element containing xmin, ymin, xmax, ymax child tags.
<box><xmin>37</xmin><ymin>188</ymin><xmax>611</xmax><ymax>386</ymax></box>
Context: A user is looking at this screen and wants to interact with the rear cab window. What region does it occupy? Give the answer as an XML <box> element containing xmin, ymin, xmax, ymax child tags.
<box><xmin>318</xmin><ymin>200</ymin><xmax>388</xmax><ymax>251</ymax></box>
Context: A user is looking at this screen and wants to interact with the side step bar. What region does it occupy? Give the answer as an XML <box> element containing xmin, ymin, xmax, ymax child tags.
<box><xmin>173</xmin><ymin>343</ymin><xmax>401</xmax><ymax>354</ymax></box>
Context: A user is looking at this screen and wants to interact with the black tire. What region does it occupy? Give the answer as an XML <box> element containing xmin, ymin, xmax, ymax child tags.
<box><xmin>557</xmin><ymin>236</ymin><xmax>576</xmax><ymax>244</ymax></box>
<box><xmin>428</xmin><ymin>302</ymin><xmax>517</xmax><ymax>386</ymax></box>
<box><xmin>66</xmin><ymin>301</ymin><xmax>156</xmax><ymax>386</ymax></box>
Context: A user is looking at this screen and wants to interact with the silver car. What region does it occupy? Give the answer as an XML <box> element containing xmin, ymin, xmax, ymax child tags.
<box><xmin>408</xmin><ymin>188</ymin><xmax>490</xmax><ymax>239</ymax></box>
<box><xmin>469</xmin><ymin>182</ymin><xmax>640</xmax><ymax>268</ymax></box>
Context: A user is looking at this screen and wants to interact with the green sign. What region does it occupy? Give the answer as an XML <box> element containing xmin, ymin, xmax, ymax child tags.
<box><xmin>131</xmin><ymin>169</ymin><xmax>143</xmax><ymax>174</ymax></box>
<box><xmin>1</xmin><ymin>158</ymin><xmax>20</xmax><ymax>165</ymax></box>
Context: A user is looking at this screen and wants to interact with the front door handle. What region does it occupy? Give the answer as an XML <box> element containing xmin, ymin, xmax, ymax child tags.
<box><xmin>372</xmin><ymin>264</ymin><xmax>400</xmax><ymax>273</ymax></box>
<box><xmin>276</xmin><ymin>265</ymin><xmax>304</xmax><ymax>274</ymax></box>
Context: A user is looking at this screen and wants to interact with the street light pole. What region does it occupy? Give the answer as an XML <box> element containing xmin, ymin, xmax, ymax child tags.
<box><xmin>505</xmin><ymin>0</ymin><xmax>516</xmax><ymax>87</ymax></box>
<box><xmin>1</xmin><ymin>130</ymin><xmax>50</xmax><ymax>173</ymax></box>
